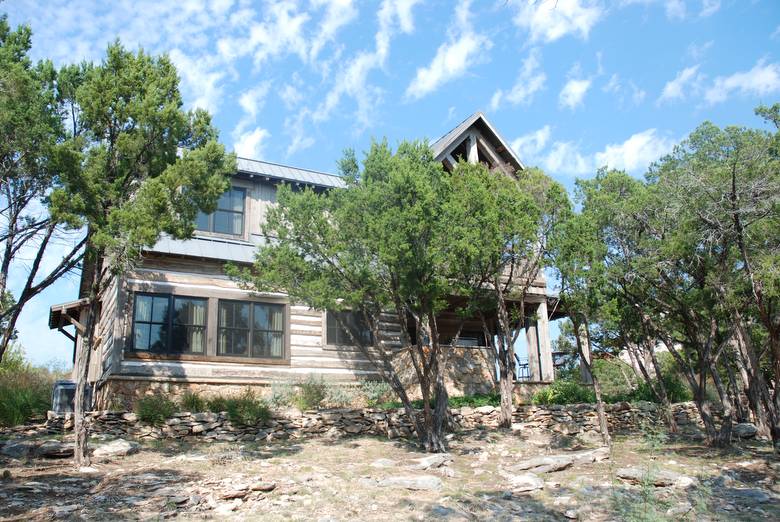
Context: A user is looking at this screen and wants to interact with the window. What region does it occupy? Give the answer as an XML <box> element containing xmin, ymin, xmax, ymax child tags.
<box><xmin>218</xmin><ymin>300</ymin><xmax>284</xmax><ymax>359</ymax></box>
<box><xmin>132</xmin><ymin>293</ymin><xmax>206</xmax><ymax>354</ymax></box>
<box><xmin>451</xmin><ymin>332</ymin><xmax>486</xmax><ymax>347</ymax></box>
<box><xmin>326</xmin><ymin>311</ymin><xmax>373</xmax><ymax>346</ymax></box>
<box><xmin>196</xmin><ymin>186</ymin><xmax>246</xmax><ymax>236</ymax></box>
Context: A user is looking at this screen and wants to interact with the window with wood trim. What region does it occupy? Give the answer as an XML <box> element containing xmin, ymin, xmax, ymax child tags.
<box><xmin>195</xmin><ymin>186</ymin><xmax>246</xmax><ymax>236</ymax></box>
<box><xmin>217</xmin><ymin>300</ymin><xmax>285</xmax><ymax>359</ymax></box>
<box><xmin>132</xmin><ymin>293</ymin><xmax>207</xmax><ymax>354</ymax></box>
<box><xmin>326</xmin><ymin>311</ymin><xmax>373</xmax><ymax>346</ymax></box>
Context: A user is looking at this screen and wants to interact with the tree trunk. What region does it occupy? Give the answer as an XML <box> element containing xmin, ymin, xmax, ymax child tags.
<box><xmin>574</xmin><ymin>318</ymin><xmax>611</xmax><ymax>447</ymax></box>
<box><xmin>73</xmin><ymin>253</ymin><xmax>101</xmax><ymax>467</ymax></box>
<box><xmin>498</xmin><ymin>358</ymin><xmax>514</xmax><ymax>429</ymax></box>
<box><xmin>710</xmin><ymin>361</ymin><xmax>733</xmax><ymax>447</ymax></box>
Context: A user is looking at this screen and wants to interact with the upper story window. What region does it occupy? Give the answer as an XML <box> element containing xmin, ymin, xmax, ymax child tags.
<box><xmin>196</xmin><ymin>186</ymin><xmax>246</xmax><ymax>236</ymax></box>
<box><xmin>132</xmin><ymin>293</ymin><xmax>207</xmax><ymax>354</ymax></box>
<box><xmin>217</xmin><ymin>300</ymin><xmax>285</xmax><ymax>359</ymax></box>
<box><xmin>326</xmin><ymin>311</ymin><xmax>373</xmax><ymax>346</ymax></box>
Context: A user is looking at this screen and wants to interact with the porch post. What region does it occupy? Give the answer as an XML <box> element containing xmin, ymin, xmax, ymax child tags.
<box><xmin>525</xmin><ymin>317</ymin><xmax>541</xmax><ymax>381</ymax></box>
<box><xmin>537</xmin><ymin>300</ymin><xmax>555</xmax><ymax>382</ymax></box>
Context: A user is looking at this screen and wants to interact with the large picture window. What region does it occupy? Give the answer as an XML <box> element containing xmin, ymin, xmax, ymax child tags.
<box><xmin>326</xmin><ymin>311</ymin><xmax>373</xmax><ymax>346</ymax></box>
<box><xmin>195</xmin><ymin>186</ymin><xmax>246</xmax><ymax>236</ymax></box>
<box><xmin>218</xmin><ymin>300</ymin><xmax>284</xmax><ymax>359</ymax></box>
<box><xmin>132</xmin><ymin>293</ymin><xmax>206</xmax><ymax>354</ymax></box>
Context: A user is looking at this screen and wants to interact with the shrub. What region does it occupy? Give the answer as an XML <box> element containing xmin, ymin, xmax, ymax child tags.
<box><xmin>325</xmin><ymin>384</ymin><xmax>356</xmax><ymax>407</ymax></box>
<box><xmin>359</xmin><ymin>380</ymin><xmax>393</xmax><ymax>407</ymax></box>
<box><xmin>0</xmin><ymin>344</ymin><xmax>64</xmax><ymax>427</ymax></box>
<box><xmin>179</xmin><ymin>391</ymin><xmax>206</xmax><ymax>412</ymax></box>
<box><xmin>223</xmin><ymin>388</ymin><xmax>271</xmax><ymax>426</ymax></box>
<box><xmin>294</xmin><ymin>375</ymin><xmax>327</xmax><ymax>410</ymax></box>
<box><xmin>268</xmin><ymin>381</ymin><xmax>297</xmax><ymax>408</ymax></box>
<box><xmin>135</xmin><ymin>395</ymin><xmax>177</xmax><ymax>425</ymax></box>
<box><xmin>206</xmin><ymin>395</ymin><xmax>230</xmax><ymax>413</ymax></box>
<box><xmin>448</xmin><ymin>392</ymin><xmax>500</xmax><ymax>408</ymax></box>
<box><xmin>532</xmin><ymin>379</ymin><xmax>596</xmax><ymax>405</ymax></box>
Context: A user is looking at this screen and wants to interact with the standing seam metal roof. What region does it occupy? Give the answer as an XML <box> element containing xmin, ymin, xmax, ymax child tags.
<box><xmin>236</xmin><ymin>157</ymin><xmax>345</xmax><ymax>188</ymax></box>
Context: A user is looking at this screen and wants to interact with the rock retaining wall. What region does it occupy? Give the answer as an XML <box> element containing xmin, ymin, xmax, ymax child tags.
<box><xmin>44</xmin><ymin>402</ymin><xmax>707</xmax><ymax>444</ymax></box>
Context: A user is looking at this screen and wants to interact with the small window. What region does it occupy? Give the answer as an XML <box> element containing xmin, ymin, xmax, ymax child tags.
<box><xmin>326</xmin><ymin>311</ymin><xmax>373</xmax><ymax>346</ymax></box>
<box><xmin>132</xmin><ymin>293</ymin><xmax>207</xmax><ymax>354</ymax></box>
<box><xmin>196</xmin><ymin>186</ymin><xmax>246</xmax><ymax>236</ymax></box>
<box><xmin>447</xmin><ymin>331</ymin><xmax>486</xmax><ymax>347</ymax></box>
<box><xmin>217</xmin><ymin>300</ymin><xmax>285</xmax><ymax>359</ymax></box>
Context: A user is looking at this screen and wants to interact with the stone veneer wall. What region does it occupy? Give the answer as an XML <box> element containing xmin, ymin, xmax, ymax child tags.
<box><xmin>46</xmin><ymin>402</ymin><xmax>707</xmax><ymax>444</ymax></box>
<box><xmin>97</xmin><ymin>347</ymin><xmax>499</xmax><ymax>410</ymax></box>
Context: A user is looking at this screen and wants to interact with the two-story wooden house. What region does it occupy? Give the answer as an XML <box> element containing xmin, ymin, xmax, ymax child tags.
<box><xmin>48</xmin><ymin>112</ymin><xmax>562</xmax><ymax>408</ymax></box>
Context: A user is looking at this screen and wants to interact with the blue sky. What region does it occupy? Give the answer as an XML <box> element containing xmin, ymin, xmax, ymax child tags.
<box><xmin>8</xmin><ymin>0</ymin><xmax>780</xmax><ymax>366</ymax></box>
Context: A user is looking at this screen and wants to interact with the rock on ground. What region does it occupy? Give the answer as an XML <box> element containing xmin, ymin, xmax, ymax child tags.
<box><xmin>377</xmin><ymin>475</ymin><xmax>443</xmax><ymax>491</ymax></box>
<box><xmin>508</xmin><ymin>472</ymin><xmax>545</xmax><ymax>492</ymax></box>
<box><xmin>616</xmin><ymin>467</ymin><xmax>695</xmax><ymax>488</ymax></box>
<box><xmin>92</xmin><ymin>439</ymin><xmax>140</xmax><ymax>458</ymax></box>
<box><xmin>733</xmin><ymin>423</ymin><xmax>758</xmax><ymax>439</ymax></box>
<box><xmin>511</xmin><ymin>447</ymin><xmax>610</xmax><ymax>474</ymax></box>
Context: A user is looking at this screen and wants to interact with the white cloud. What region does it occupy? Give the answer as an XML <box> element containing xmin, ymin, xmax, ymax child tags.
<box><xmin>280</xmin><ymin>84</ymin><xmax>304</xmax><ymax>109</ymax></box>
<box><xmin>699</xmin><ymin>0</ymin><xmax>720</xmax><ymax>17</ymax></box>
<box><xmin>238</xmin><ymin>83</ymin><xmax>271</xmax><ymax>120</ymax></box>
<box><xmin>664</xmin><ymin>0</ymin><xmax>686</xmax><ymax>19</ymax></box>
<box><xmin>559</xmin><ymin>78</ymin><xmax>592</xmax><ymax>109</ymax></box>
<box><xmin>514</xmin><ymin>0</ymin><xmax>604</xmax><ymax>44</ymax></box>
<box><xmin>602</xmin><ymin>74</ymin><xmax>647</xmax><ymax>107</ymax></box>
<box><xmin>234</xmin><ymin>127</ymin><xmax>271</xmax><ymax>159</ymax></box>
<box><xmin>312</xmin><ymin>0</ymin><xmax>421</xmax><ymax>127</ymax></box>
<box><xmin>686</xmin><ymin>40</ymin><xmax>713</xmax><ymax>61</ymax></box>
<box><xmin>658</xmin><ymin>65</ymin><xmax>701</xmax><ymax>103</ymax></box>
<box><xmin>511</xmin><ymin>125</ymin><xmax>552</xmax><ymax>160</ymax></box>
<box><xmin>168</xmin><ymin>49</ymin><xmax>226</xmax><ymax>114</ymax></box>
<box><xmin>490</xmin><ymin>48</ymin><xmax>546</xmax><ymax>110</ymax></box>
<box><xmin>285</xmin><ymin>109</ymin><xmax>316</xmax><ymax>156</ymax></box>
<box><xmin>516</xmin><ymin>127</ymin><xmax>676</xmax><ymax>176</ymax></box>
<box><xmin>772</xmin><ymin>25</ymin><xmax>780</xmax><ymax>40</ymax></box>
<box><xmin>594</xmin><ymin>129</ymin><xmax>675</xmax><ymax>172</ymax></box>
<box><xmin>309</xmin><ymin>0</ymin><xmax>359</xmax><ymax>61</ymax></box>
<box><xmin>704</xmin><ymin>60</ymin><xmax>780</xmax><ymax>105</ymax></box>
<box><xmin>405</xmin><ymin>1</ymin><xmax>492</xmax><ymax>100</ymax></box>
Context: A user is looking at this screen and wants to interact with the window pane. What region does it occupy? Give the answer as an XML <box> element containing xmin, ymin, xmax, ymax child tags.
<box><xmin>231</xmin><ymin>211</ymin><xmax>243</xmax><ymax>235</ymax></box>
<box><xmin>134</xmin><ymin>324</ymin><xmax>150</xmax><ymax>350</ymax></box>
<box><xmin>174</xmin><ymin>297</ymin><xmax>206</xmax><ymax>326</ymax></box>
<box><xmin>230</xmin><ymin>188</ymin><xmax>245</xmax><ymax>212</ymax></box>
<box><xmin>269</xmin><ymin>332</ymin><xmax>283</xmax><ymax>358</ymax></box>
<box><xmin>227</xmin><ymin>330</ymin><xmax>248</xmax><ymax>356</ymax></box>
<box><xmin>171</xmin><ymin>323</ymin><xmax>187</xmax><ymax>353</ymax></box>
<box><xmin>195</xmin><ymin>211</ymin><xmax>209</xmax><ymax>231</ymax></box>
<box><xmin>214</xmin><ymin>210</ymin><xmax>232</xmax><ymax>234</ymax></box>
<box><xmin>189</xmin><ymin>326</ymin><xmax>205</xmax><ymax>353</ymax></box>
<box><xmin>134</xmin><ymin>295</ymin><xmax>152</xmax><ymax>322</ymax></box>
<box><xmin>151</xmin><ymin>296</ymin><xmax>169</xmax><ymax>323</ymax></box>
<box><xmin>327</xmin><ymin>311</ymin><xmax>371</xmax><ymax>346</ymax></box>
<box><xmin>252</xmin><ymin>331</ymin><xmax>269</xmax><ymax>358</ymax></box>
<box><xmin>149</xmin><ymin>324</ymin><xmax>166</xmax><ymax>352</ymax></box>
<box><xmin>217</xmin><ymin>190</ymin><xmax>231</xmax><ymax>211</ymax></box>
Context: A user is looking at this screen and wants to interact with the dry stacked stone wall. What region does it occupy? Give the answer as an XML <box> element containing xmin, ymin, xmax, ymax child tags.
<box><xmin>45</xmin><ymin>402</ymin><xmax>708</xmax><ymax>444</ymax></box>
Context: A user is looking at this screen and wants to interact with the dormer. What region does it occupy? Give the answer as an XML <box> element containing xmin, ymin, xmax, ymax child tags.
<box><xmin>430</xmin><ymin>112</ymin><xmax>524</xmax><ymax>176</ymax></box>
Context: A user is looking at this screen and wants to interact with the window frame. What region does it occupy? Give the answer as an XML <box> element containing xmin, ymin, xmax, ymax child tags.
<box><xmin>216</xmin><ymin>299</ymin><xmax>287</xmax><ymax>361</ymax></box>
<box><xmin>323</xmin><ymin>310</ymin><xmax>374</xmax><ymax>349</ymax></box>
<box><xmin>195</xmin><ymin>185</ymin><xmax>247</xmax><ymax>238</ymax></box>
<box><xmin>130</xmin><ymin>292</ymin><xmax>208</xmax><ymax>356</ymax></box>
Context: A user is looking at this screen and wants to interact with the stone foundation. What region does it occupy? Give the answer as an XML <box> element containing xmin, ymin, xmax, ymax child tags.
<box><xmin>45</xmin><ymin>401</ymin><xmax>708</xmax><ymax>444</ymax></box>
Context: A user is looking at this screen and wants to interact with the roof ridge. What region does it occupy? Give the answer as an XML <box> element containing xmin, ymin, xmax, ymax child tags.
<box><xmin>236</xmin><ymin>156</ymin><xmax>341</xmax><ymax>179</ymax></box>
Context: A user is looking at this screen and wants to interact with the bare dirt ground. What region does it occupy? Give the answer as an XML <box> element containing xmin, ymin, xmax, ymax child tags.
<box><xmin>1</xmin><ymin>428</ymin><xmax>778</xmax><ymax>521</ymax></box>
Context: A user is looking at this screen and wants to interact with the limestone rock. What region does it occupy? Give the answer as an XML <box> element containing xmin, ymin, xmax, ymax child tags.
<box><xmin>733</xmin><ymin>423</ymin><xmax>758</xmax><ymax>439</ymax></box>
<box><xmin>92</xmin><ymin>438</ymin><xmax>140</xmax><ymax>458</ymax></box>
<box><xmin>509</xmin><ymin>472</ymin><xmax>544</xmax><ymax>492</ymax></box>
<box><xmin>615</xmin><ymin>467</ymin><xmax>694</xmax><ymax>488</ymax></box>
<box><xmin>0</xmin><ymin>440</ymin><xmax>36</xmax><ymax>459</ymax></box>
<box><xmin>377</xmin><ymin>475</ymin><xmax>443</xmax><ymax>491</ymax></box>
<box><xmin>411</xmin><ymin>453</ymin><xmax>452</xmax><ymax>470</ymax></box>
<box><xmin>34</xmin><ymin>440</ymin><xmax>73</xmax><ymax>458</ymax></box>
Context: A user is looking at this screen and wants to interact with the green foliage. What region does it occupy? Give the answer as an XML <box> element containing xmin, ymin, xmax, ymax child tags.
<box><xmin>359</xmin><ymin>380</ymin><xmax>393</xmax><ymax>407</ymax></box>
<box><xmin>0</xmin><ymin>345</ymin><xmax>63</xmax><ymax>426</ymax></box>
<box><xmin>178</xmin><ymin>391</ymin><xmax>206</xmax><ymax>412</ymax></box>
<box><xmin>135</xmin><ymin>395</ymin><xmax>177</xmax><ymax>426</ymax></box>
<box><xmin>294</xmin><ymin>375</ymin><xmax>328</xmax><ymax>411</ymax></box>
<box><xmin>268</xmin><ymin>381</ymin><xmax>297</xmax><ymax>408</ymax></box>
<box><xmin>206</xmin><ymin>395</ymin><xmax>230</xmax><ymax>413</ymax></box>
<box><xmin>447</xmin><ymin>392</ymin><xmax>500</xmax><ymax>408</ymax></box>
<box><xmin>532</xmin><ymin>379</ymin><xmax>596</xmax><ymax>405</ymax></box>
<box><xmin>324</xmin><ymin>385</ymin><xmax>357</xmax><ymax>408</ymax></box>
<box><xmin>222</xmin><ymin>389</ymin><xmax>271</xmax><ymax>427</ymax></box>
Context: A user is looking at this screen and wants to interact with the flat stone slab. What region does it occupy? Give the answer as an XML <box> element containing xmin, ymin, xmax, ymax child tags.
<box><xmin>377</xmin><ymin>475</ymin><xmax>442</xmax><ymax>491</ymax></box>
<box><xmin>508</xmin><ymin>472</ymin><xmax>544</xmax><ymax>492</ymax></box>
<box><xmin>512</xmin><ymin>447</ymin><xmax>610</xmax><ymax>474</ymax></box>
<box><xmin>92</xmin><ymin>439</ymin><xmax>140</xmax><ymax>458</ymax></box>
<box><xmin>616</xmin><ymin>467</ymin><xmax>695</xmax><ymax>488</ymax></box>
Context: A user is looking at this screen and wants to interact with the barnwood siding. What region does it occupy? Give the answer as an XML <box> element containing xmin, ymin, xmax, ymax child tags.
<box><xmin>110</xmin><ymin>262</ymin><xmax>385</xmax><ymax>384</ymax></box>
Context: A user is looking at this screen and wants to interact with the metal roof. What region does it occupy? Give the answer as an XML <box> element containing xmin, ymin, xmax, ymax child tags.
<box><xmin>236</xmin><ymin>157</ymin><xmax>345</xmax><ymax>188</ymax></box>
<box><xmin>150</xmin><ymin>234</ymin><xmax>265</xmax><ymax>263</ymax></box>
<box><xmin>430</xmin><ymin>111</ymin><xmax>524</xmax><ymax>172</ymax></box>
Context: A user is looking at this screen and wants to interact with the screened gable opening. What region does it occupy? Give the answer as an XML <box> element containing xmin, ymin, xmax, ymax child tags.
<box><xmin>326</xmin><ymin>311</ymin><xmax>373</xmax><ymax>346</ymax></box>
